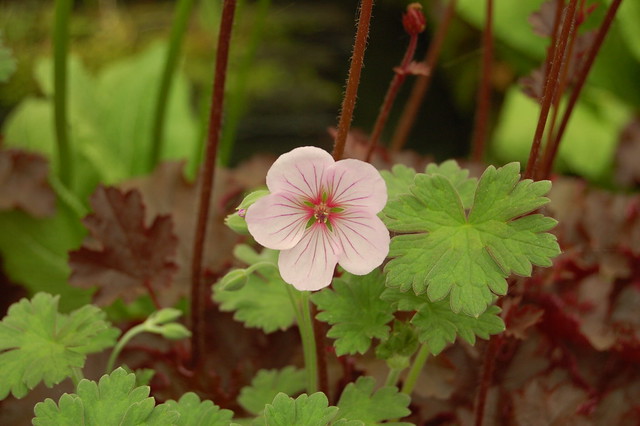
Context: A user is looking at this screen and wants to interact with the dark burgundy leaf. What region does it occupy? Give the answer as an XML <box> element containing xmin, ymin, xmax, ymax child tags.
<box><xmin>69</xmin><ymin>185</ymin><xmax>178</xmax><ymax>306</ymax></box>
<box><xmin>0</xmin><ymin>149</ymin><xmax>55</xmax><ymax>218</ymax></box>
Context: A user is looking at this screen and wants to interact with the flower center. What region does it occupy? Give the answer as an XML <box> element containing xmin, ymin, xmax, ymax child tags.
<box><xmin>313</xmin><ymin>203</ymin><xmax>330</xmax><ymax>223</ymax></box>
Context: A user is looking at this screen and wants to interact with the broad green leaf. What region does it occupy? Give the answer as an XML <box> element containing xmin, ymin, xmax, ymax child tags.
<box><xmin>380</xmin><ymin>165</ymin><xmax>416</xmax><ymax>200</ymax></box>
<box><xmin>384</xmin><ymin>162</ymin><xmax>560</xmax><ymax>316</ymax></box>
<box><xmin>334</xmin><ymin>377</ymin><xmax>412</xmax><ymax>426</ymax></box>
<box><xmin>213</xmin><ymin>248</ymin><xmax>295</xmax><ymax>333</ymax></box>
<box><xmin>160</xmin><ymin>392</ymin><xmax>234</xmax><ymax>425</ymax></box>
<box><xmin>238</xmin><ymin>367</ymin><xmax>306</xmax><ymax>415</ymax></box>
<box><xmin>424</xmin><ymin>160</ymin><xmax>477</xmax><ymax>210</ymax></box>
<box><xmin>263</xmin><ymin>393</ymin><xmax>338</xmax><ymax>426</ymax></box>
<box><xmin>0</xmin><ymin>293</ymin><xmax>119</xmax><ymax>399</ymax></box>
<box><xmin>312</xmin><ymin>271</ymin><xmax>395</xmax><ymax>356</ymax></box>
<box><xmin>32</xmin><ymin>368</ymin><xmax>179</xmax><ymax>425</ymax></box>
<box><xmin>382</xmin><ymin>288</ymin><xmax>505</xmax><ymax>356</ymax></box>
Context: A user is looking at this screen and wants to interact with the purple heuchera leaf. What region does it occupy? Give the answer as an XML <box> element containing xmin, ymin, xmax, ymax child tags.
<box><xmin>245</xmin><ymin>146</ymin><xmax>390</xmax><ymax>291</ymax></box>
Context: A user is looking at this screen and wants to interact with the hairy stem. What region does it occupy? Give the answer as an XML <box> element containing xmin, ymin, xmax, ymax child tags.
<box><xmin>53</xmin><ymin>0</ymin><xmax>73</xmax><ymax>188</ymax></box>
<box><xmin>149</xmin><ymin>0</ymin><xmax>196</xmax><ymax>172</ymax></box>
<box><xmin>365</xmin><ymin>33</ymin><xmax>418</xmax><ymax>162</ymax></box>
<box><xmin>390</xmin><ymin>0</ymin><xmax>456</xmax><ymax>154</ymax></box>
<box><xmin>470</xmin><ymin>0</ymin><xmax>494</xmax><ymax>163</ymax></box>
<box><xmin>401</xmin><ymin>342</ymin><xmax>429</xmax><ymax>395</ymax></box>
<box><xmin>332</xmin><ymin>0</ymin><xmax>374</xmax><ymax>161</ymax></box>
<box><xmin>540</xmin><ymin>0</ymin><xmax>624</xmax><ymax>179</ymax></box>
<box><xmin>474</xmin><ymin>336</ymin><xmax>502</xmax><ymax>426</ymax></box>
<box><xmin>190</xmin><ymin>0</ymin><xmax>237</xmax><ymax>368</ymax></box>
<box><xmin>524</xmin><ymin>0</ymin><xmax>579</xmax><ymax>179</ymax></box>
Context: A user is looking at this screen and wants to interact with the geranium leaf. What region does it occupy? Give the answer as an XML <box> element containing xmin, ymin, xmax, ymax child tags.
<box><xmin>263</xmin><ymin>392</ymin><xmax>338</xmax><ymax>426</ymax></box>
<box><xmin>384</xmin><ymin>162</ymin><xmax>560</xmax><ymax>316</ymax></box>
<box><xmin>213</xmin><ymin>247</ymin><xmax>295</xmax><ymax>333</ymax></box>
<box><xmin>382</xmin><ymin>288</ymin><xmax>505</xmax><ymax>355</ymax></box>
<box><xmin>32</xmin><ymin>368</ymin><xmax>179</xmax><ymax>425</ymax></box>
<box><xmin>159</xmin><ymin>392</ymin><xmax>234</xmax><ymax>425</ymax></box>
<box><xmin>380</xmin><ymin>165</ymin><xmax>416</xmax><ymax>200</ymax></box>
<box><xmin>312</xmin><ymin>271</ymin><xmax>394</xmax><ymax>356</ymax></box>
<box><xmin>334</xmin><ymin>377</ymin><xmax>412</xmax><ymax>425</ymax></box>
<box><xmin>69</xmin><ymin>185</ymin><xmax>178</xmax><ymax>306</ymax></box>
<box><xmin>238</xmin><ymin>367</ymin><xmax>306</xmax><ymax>415</ymax></box>
<box><xmin>0</xmin><ymin>293</ymin><xmax>120</xmax><ymax>400</ymax></box>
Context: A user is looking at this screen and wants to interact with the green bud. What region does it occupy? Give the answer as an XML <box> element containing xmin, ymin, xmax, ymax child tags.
<box><xmin>225</xmin><ymin>189</ymin><xmax>270</xmax><ymax>235</ymax></box>
<box><xmin>220</xmin><ymin>268</ymin><xmax>249</xmax><ymax>291</ymax></box>
<box><xmin>158</xmin><ymin>323</ymin><xmax>192</xmax><ymax>340</ymax></box>
<box><xmin>225</xmin><ymin>211</ymin><xmax>249</xmax><ymax>234</ymax></box>
<box><xmin>233</xmin><ymin>244</ymin><xmax>262</xmax><ymax>265</ymax></box>
<box><xmin>148</xmin><ymin>308</ymin><xmax>183</xmax><ymax>325</ymax></box>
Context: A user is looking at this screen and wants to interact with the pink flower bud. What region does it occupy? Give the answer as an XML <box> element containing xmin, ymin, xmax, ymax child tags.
<box><xmin>403</xmin><ymin>3</ymin><xmax>426</xmax><ymax>36</ymax></box>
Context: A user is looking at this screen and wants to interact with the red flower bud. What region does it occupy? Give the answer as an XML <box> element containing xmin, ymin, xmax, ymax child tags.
<box><xmin>403</xmin><ymin>3</ymin><xmax>426</xmax><ymax>36</ymax></box>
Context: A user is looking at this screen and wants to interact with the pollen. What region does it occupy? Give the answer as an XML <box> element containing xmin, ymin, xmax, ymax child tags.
<box><xmin>313</xmin><ymin>203</ymin><xmax>330</xmax><ymax>223</ymax></box>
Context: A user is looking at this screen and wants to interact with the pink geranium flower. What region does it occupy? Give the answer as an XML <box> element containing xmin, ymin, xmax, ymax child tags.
<box><xmin>245</xmin><ymin>146</ymin><xmax>390</xmax><ymax>291</ymax></box>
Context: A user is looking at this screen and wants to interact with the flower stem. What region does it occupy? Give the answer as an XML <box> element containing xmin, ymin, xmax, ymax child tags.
<box><xmin>390</xmin><ymin>0</ymin><xmax>456</xmax><ymax>154</ymax></box>
<box><xmin>70</xmin><ymin>367</ymin><xmax>84</xmax><ymax>387</ymax></box>
<box><xmin>474</xmin><ymin>336</ymin><xmax>502</xmax><ymax>426</ymax></box>
<box><xmin>189</xmin><ymin>0</ymin><xmax>237</xmax><ymax>368</ymax></box>
<box><xmin>470</xmin><ymin>0</ymin><xmax>494</xmax><ymax>163</ymax></box>
<box><xmin>149</xmin><ymin>0</ymin><xmax>196</xmax><ymax>172</ymax></box>
<box><xmin>285</xmin><ymin>285</ymin><xmax>318</xmax><ymax>393</ymax></box>
<box><xmin>53</xmin><ymin>0</ymin><xmax>73</xmax><ymax>188</ymax></box>
<box><xmin>332</xmin><ymin>0</ymin><xmax>374</xmax><ymax>162</ymax></box>
<box><xmin>364</xmin><ymin>33</ymin><xmax>419</xmax><ymax>162</ymax></box>
<box><xmin>106</xmin><ymin>323</ymin><xmax>147</xmax><ymax>373</ymax></box>
<box><xmin>401</xmin><ymin>342</ymin><xmax>429</xmax><ymax>395</ymax></box>
<box><xmin>385</xmin><ymin>367</ymin><xmax>403</xmax><ymax>388</ymax></box>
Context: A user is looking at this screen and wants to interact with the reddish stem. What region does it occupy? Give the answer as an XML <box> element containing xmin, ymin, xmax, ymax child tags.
<box><xmin>390</xmin><ymin>0</ymin><xmax>457</xmax><ymax>154</ymax></box>
<box><xmin>190</xmin><ymin>0</ymin><xmax>237</xmax><ymax>368</ymax></box>
<box><xmin>524</xmin><ymin>0</ymin><xmax>579</xmax><ymax>180</ymax></box>
<box><xmin>364</xmin><ymin>33</ymin><xmax>419</xmax><ymax>162</ymax></box>
<box><xmin>540</xmin><ymin>0</ymin><xmax>624</xmax><ymax>179</ymax></box>
<box><xmin>332</xmin><ymin>0</ymin><xmax>374</xmax><ymax>162</ymax></box>
<box><xmin>470</xmin><ymin>0</ymin><xmax>494</xmax><ymax>163</ymax></box>
<box><xmin>474</xmin><ymin>334</ymin><xmax>503</xmax><ymax>426</ymax></box>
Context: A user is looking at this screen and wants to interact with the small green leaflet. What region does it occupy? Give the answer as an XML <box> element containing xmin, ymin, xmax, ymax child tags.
<box><xmin>213</xmin><ymin>246</ymin><xmax>295</xmax><ymax>333</ymax></box>
<box><xmin>161</xmin><ymin>392</ymin><xmax>234</xmax><ymax>425</ymax></box>
<box><xmin>262</xmin><ymin>393</ymin><xmax>339</xmax><ymax>426</ymax></box>
<box><xmin>0</xmin><ymin>293</ymin><xmax>120</xmax><ymax>400</ymax></box>
<box><xmin>375</xmin><ymin>321</ymin><xmax>419</xmax><ymax>370</ymax></box>
<box><xmin>333</xmin><ymin>377</ymin><xmax>412</xmax><ymax>425</ymax></box>
<box><xmin>382</xmin><ymin>288</ymin><xmax>505</xmax><ymax>355</ymax></box>
<box><xmin>384</xmin><ymin>161</ymin><xmax>560</xmax><ymax>316</ymax></box>
<box><xmin>32</xmin><ymin>368</ymin><xmax>179</xmax><ymax>425</ymax></box>
<box><xmin>312</xmin><ymin>271</ymin><xmax>395</xmax><ymax>356</ymax></box>
<box><xmin>238</xmin><ymin>367</ymin><xmax>306</xmax><ymax>415</ymax></box>
<box><xmin>0</xmin><ymin>34</ymin><xmax>16</xmax><ymax>82</ymax></box>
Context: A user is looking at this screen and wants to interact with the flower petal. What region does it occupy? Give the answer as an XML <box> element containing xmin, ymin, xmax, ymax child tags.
<box><xmin>325</xmin><ymin>159</ymin><xmax>387</xmax><ymax>213</ymax></box>
<box><xmin>333</xmin><ymin>211</ymin><xmax>390</xmax><ymax>275</ymax></box>
<box><xmin>266</xmin><ymin>146</ymin><xmax>334</xmax><ymax>200</ymax></box>
<box><xmin>245</xmin><ymin>192</ymin><xmax>309</xmax><ymax>250</ymax></box>
<box><xmin>278</xmin><ymin>224</ymin><xmax>340</xmax><ymax>291</ymax></box>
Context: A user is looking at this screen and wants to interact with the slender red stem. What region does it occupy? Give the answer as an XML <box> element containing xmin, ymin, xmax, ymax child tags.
<box><xmin>364</xmin><ymin>33</ymin><xmax>418</xmax><ymax>162</ymax></box>
<box><xmin>474</xmin><ymin>335</ymin><xmax>503</xmax><ymax>426</ymax></box>
<box><xmin>190</xmin><ymin>0</ymin><xmax>237</xmax><ymax>368</ymax></box>
<box><xmin>470</xmin><ymin>0</ymin><xmax>494</xmax><ymax>163</ymax></box>
<box><xmin>332</xmin><ymin>0</ymin><xmax>374</xmax><ymax>162</ymax></box>
<box><xmin>390</xmin><ymin>0</ymin><xmax>457</xmax><ymax>154</ymax></box>
<box><xmin>540</xmin><ymin>0</ymin><xmax>624</xmax><ymax>179</ymax></box>
<box><xmin>524</xmin><ymin>0</ymin><xmax>579</xmax><ymax>180</ymax></box>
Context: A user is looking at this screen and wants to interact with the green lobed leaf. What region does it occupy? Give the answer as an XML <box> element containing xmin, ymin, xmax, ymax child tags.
<box><xmin>32</xmin><ymin>368</ymin><xmax>179</xmax><ymax>426</ymax></box>
<box><xmin>213</xmin><ymin>248</ymin><xmax>295</xmax><ymax>333</ymax></box>
<box><xmin>0</xmin><ymin>293</ymin><xmax>120</xmax><ymax>400</ymax></box>
<box><xmin>424</xmin><ymin>160</ymin><xmax>477</xmax><ymax>210</ymax></box>
<box><xmin>382</xmin><ymin>288</ymin><xmax>505</xmax><ymax>356</ymax></box>
<box><xmin>262</xmin><ymin>392</ymin><xmax>338</xmax><ymax>426</ymax></box>
<box><xmin>159</xmin><ymin>392</ymin><xmax>234</xmax><ymax>425</ymax></box>
<box><xmin>380</xmin><ymin>165</ymin><xmax>416</xmax><ymax>200</ymax></box>
<box><xmin>238</xmin><ymin>367</ymin><xmax>306</xmax><ymax>415</ymax></box>
<box><xmin>334</xmin><ymin>377</ymin><xmax>412</xmax><ymax>425</ymax></box>
<box><xmin>312</xmin><ymin>271</ymin><xmax>395</xmax><ymax>356</ymax></box>
<box><xmin>384</xmin><ymin>162</ymin><xmax>560</xmax><ymax>316</ymax></box>
<box><xmin>375</xmin><ymin>321</ymin><xmax>419</xmax><ymax>370</ymax></box>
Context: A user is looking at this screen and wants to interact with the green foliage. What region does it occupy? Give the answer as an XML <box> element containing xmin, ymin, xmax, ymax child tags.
<box><xmin>160</xmin><ymin>392</ymin><xmax>234</xmax><ymax>425</ymax></box>
<box><xmin>380</xmin><ymin>164</ymin><xmax>416</xmax><ymax>200</ymax></box>
<box><xmin>238</xmin><ymin>367</ymin><xmax>306</xmax><ymax>415</ymax></box>
<box><xmin>262</xmin><ymin>393</ymin><xmax>338</xmax><ymax>426</ymax></box>
<box><xmin>0</xmin><ymin>33</ymin><xmax>16</xmax><ymax>82</ymax></box>
<box><xmin>32</xmin><ymin>368</ymin><xmax>179</xmax><ymax>425</ymax></box>
<box><xmin>333</xmin><ymin>377</ymin><xmax>411</xmax><ymax>426</ymax></box>
<box><xmin>0</xmin><ymin>293</ymin><xmax>119</xmax><ymax>400</ymax></box>
<box><xmin>312</xmin><ymin>271</ymin><xmax>395</xmax><ymax>356</ymax></box>
<box><xmin>382</xmin><ymin>288</ymin><xmax>505</xmax><ymax>355</ymax></box>
<box><xmin>213</xmin><ymin>246</ymin><xmax>296</xmax><ymax>333</ymax></box>
<box><xmin>375</xmin><ymin>321</ymin><xmax>419</xmax><ymax>370</ymax></box>
<box><xmin>384</xmin><ymin>161</ymin><xmax>560</xmax><ymax>316</ymax></box>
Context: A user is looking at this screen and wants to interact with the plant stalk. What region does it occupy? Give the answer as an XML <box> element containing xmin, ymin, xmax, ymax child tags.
<box><xmin>332</xmin><ymin>0</ymin><xmax>374</xmax><ymax>161</ymax></box>
<box><xmin>106</xmin><ymin>323</ymin><xmax>146</xmax><ymax>373</ymax></box>
<box><xmin>285</xmin><ymin>285</ymin><xmax>318</xmax><ymax>393</ymax></box>
<box><xmin>53</xmin><ymin>0</ymin><xmax>74</xmax><ymax>188</ymax></box>
<box><xmin>401</xmin><ymin>342</ymin><xmax>429</xmax><ymax>395</ymax></box>
<box><xmin>149</xmin><ymin>0</ymin><xmax>196</xmax><ymax>172</ymax></box>
<box><xmin>385</xmin><ymin>367</ymin><xmax>403</xmax><ymax>388</ymax></box>
<box><xmin>189</xmin><ymin>0</ymin><xmax>237</xmax><ymax>368</ymax></box>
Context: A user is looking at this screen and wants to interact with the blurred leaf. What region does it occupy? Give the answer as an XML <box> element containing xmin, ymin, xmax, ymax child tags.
<box><xmin>0</xmin><ymin>34</ymin><xmax>16</xmax><ymax>82</ymax></box>
<box><xmin>238</xmin><ymin>367</ymin><xmax>306</xmax><ymax>415</ymax></box>
<box><xmin>159</xmin><ymin>392</ymin><xmax>234</xmax><ymax>425</ymax></box>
